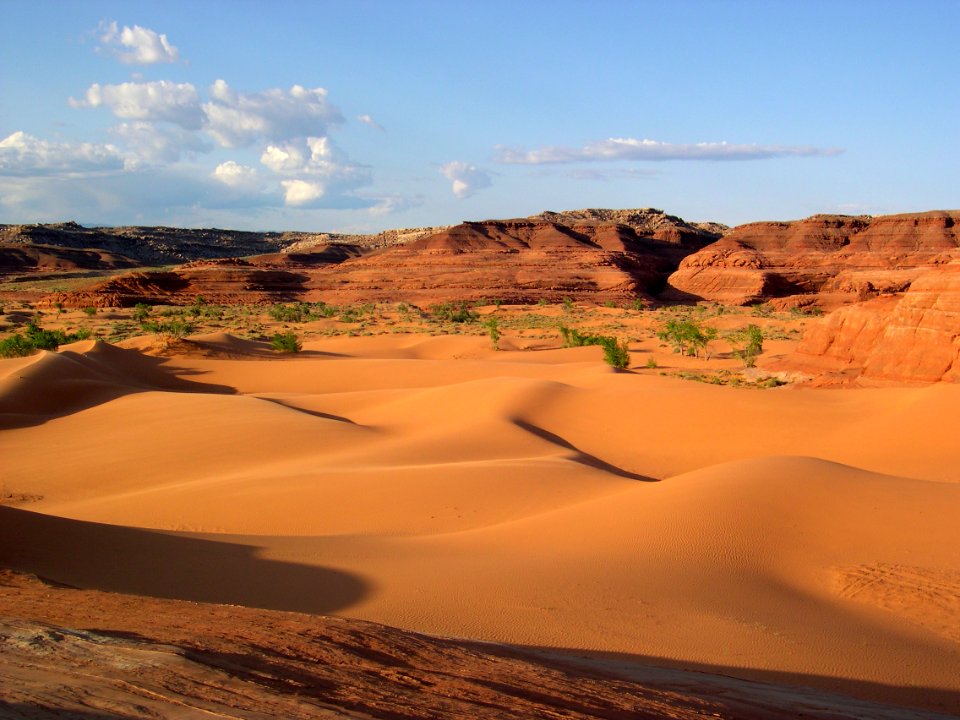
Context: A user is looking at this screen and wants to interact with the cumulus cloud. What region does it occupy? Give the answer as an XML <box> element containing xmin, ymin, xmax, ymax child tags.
<box><xmin>110</xmin><ymin>121</ymin><xmax>209</xmax><ymax>163</ymax></box>
<box><xmin>258</xmin><ymin>137</ymin><xmax>371</xmax><ymax>206</ymax></box>
<box><xmin>439</xmin><ymin>161</ymin><xmax>492</xmax><ymax>198</ymax></box>
<box><xmin>495</xmin><ymin>137</ymin><xmax>843</xmax><ymax>164</ymax></box>
<box><xmin>70</xmin><ymin>81</ymin><xmax>204</xmax><ymax>129</ymax></box>
<box><xmin>203</xmin><ymin>80</ymin><xmax>344</xmax><ymax>148</ymax></box>
<box><xmin>211</xmin><ymin>161</ymin><xmax>260</xmax><ymax>191</ymax></box>
<box><xmin>0</xmin><ymin>131</ymin><xmax>128</xmax><ymax>176</ymax></box>
<box><xmin>99</xmin><ymin>21</ymin><xmax>180</xmax><ymax>65</ymax></box>
<box><xmin>357</xmin><ymin>114</ymin><xmax>385</xmax><ymax>132</ymax></box>
<box><xmin>280</xmin><ymin>179</ymin><xmax>325</xmax><ymax>206</ymax></box>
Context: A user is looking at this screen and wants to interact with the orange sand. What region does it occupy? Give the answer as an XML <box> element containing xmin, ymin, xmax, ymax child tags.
<box><xmin>2</xmin><ymin>332</ymin><xmax>959</xmax><ymax>713</ymax></box>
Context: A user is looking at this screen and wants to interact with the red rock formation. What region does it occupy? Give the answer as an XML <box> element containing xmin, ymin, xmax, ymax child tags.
<box><xmin>53</xmin><ymin>218</ymin><xmax>710</xmax><ymax>307</ymax></box>
<box><xmin>298</xmin><ymin>219</ymin><xmax>699</xmax><ymax>305</ymax></box>
<box><xmin>49</xmin><ymin>260</ymin><xmax>310</xmax><ymax>308</ymax></box>
<box><xmin>667</xmin><ymin>211</ymin><xmax>960</xmax><ymax>306</ymax></box>
<box><xmin>782</xmin><ymin>262</ymin><xmax>960</xmax><ymax>383</ymax></box>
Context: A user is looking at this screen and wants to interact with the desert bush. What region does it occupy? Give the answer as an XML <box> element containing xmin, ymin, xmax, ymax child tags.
<box><xmin>142</xmin><ymin>318</ymin><xmax>194</xmax><ymax>339</ymax></box>
<box><xmin>0</xmin><ymin>334</ymin><xmax>35</xmax><ymax>358</ymax></box>
<box><xmin>0</xmin><ymin>323</ymin><xmax>91</xmax><ymax>358</ymax></box>
<box><xmin>338</xmin><ymin>303</ymin><xmax>375</xmax><ymax>323</ymax></box>
<box><xmin>82</xmin><ymin>306</ymin><xmax>97</xmax><ymax>316</ymax></box>
<box><xmin>645</xmin><ymin>356</ymin><xmax>658</xmax><ymax>369</ymax></box>
<box><xmin>430</xmin><ymin>301</ymin><xmax>478</xmax><ymax>324</ymax></box>
<box><xmin>271</xmin><ymin>331</ymin><xmax>302</xmax><ymax>353</ymax></box>
<box><xmin>597</xmin><ymin>336</ymin><xmax>630</xmax><ymax>369</ymax></box>
<box><xmin>132</xmin><ymin>303</ymin><xmax>152</xmax><ymax>323</ymax></box>
<box><xmin>729</xmin><ymin>324</ymin><xmax>764</xmax><ymax>368</ymax></box>
<box><xmin>484</xmin><ymin>317</ymin><xmax>501</xmax><ymax>350</ymax></box>
<box><xmin>558</xmin><ymin>325</ymin><xmax>629</xmax><ymax>369</ymax></box>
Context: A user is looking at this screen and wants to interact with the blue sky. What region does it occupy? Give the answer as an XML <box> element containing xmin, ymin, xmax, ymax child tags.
<box><xmin>1</xmin><ymin>1</ymin><xmax>958</xmax><ymax>231</ymax></box>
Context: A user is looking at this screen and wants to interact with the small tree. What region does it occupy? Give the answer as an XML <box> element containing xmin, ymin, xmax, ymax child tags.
<box><xmin>731</xmin><ymin>324</ymin><xmax>764</xmax><ymax>368</ymax></box>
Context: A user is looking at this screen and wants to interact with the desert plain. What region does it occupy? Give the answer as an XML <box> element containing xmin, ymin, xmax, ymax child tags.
<box><xmin>1</xmin><ymin>212</ymin><xmax>960</xmax><ymax>719</ymax></box>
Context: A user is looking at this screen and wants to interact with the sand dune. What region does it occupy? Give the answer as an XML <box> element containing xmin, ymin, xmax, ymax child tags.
<box><xmin>2</xmin><ymin>335</ymin><xmax>959</xmax><ymax>714</ymax></box>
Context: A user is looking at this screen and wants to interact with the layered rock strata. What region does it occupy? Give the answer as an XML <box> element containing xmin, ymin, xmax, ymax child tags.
<box><xmin>667</xmin><ymin>211</ymin><xmax>960</xmax><ymax>306</ymax></box>
<box><xmin>782</xmin><ymin>262</ymin><xmax>960</xmax><ymax>383</ymax></box>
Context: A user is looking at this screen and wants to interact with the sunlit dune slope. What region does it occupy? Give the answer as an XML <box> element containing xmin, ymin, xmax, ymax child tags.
<box><xmin>2</xmin><ymin>335</ymin><xmax>959</xmax><ymax>713</ymax></box>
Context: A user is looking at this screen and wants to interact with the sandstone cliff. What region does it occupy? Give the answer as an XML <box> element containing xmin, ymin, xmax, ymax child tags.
<box><xmin>666</xmin><ymin>211</ymin><xmax>960</xmax><ymax>306</ymax></box>
<box><xmin>779</xmin><ymin>262</ymin><xmax>960</xmax><ymax>383</ymax></box>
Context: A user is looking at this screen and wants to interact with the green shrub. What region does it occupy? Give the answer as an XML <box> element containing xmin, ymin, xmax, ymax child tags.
<box><xmin>484</xmin><ymin>317</ymin><xmax>501</xmax><ymax>350</ymax></box>
<box><xmin>0</xmin><ymin>334</ymin><xmax>35</xmax><ymax>358</ymax></box>
<box><xmin>730</xmin><ymin>324</ymin><xmax>764</xmax><ymax>368</ymax></box>
<box><xmin>132</xmin><ymin>303</ymin><xmax>152</xmax><ymax>323</ymax></box>
<box><xmin>0</xmin><ymin>323</ymin><xmax>91</xmax><ymax>358</ymax></box>
<box><xmin>82</xmin><ymin>306</ymin><xmax>97</xmax><ymax>316</ymax></box>
<box><xmin>597</xmin><ymin>336</ymin><xmax>630</xmax><ymax>369</ymax></box>
<box><xmin>558</xmin><ymin>325</ymin><xmax>629</xmax><ymax>369</ymax></box>
<box><xmin>429</xmin><ymin>301</ymin><xmax>479</xmax><ymax>324</ymax></box>
<box><xmin>271</xmin><ymin>331</ymin><xmax>302</xmax><ymax>353</ymax></box>
<box><xmin>656</xmin><ymin>318</ymin><xmax>717</xmax><ymax>358</ymax></box>
<box><xmin>645</xmin><ymin>356</ymin><xmax>658</xmax><ymax>369</ymax></box>
<box><xmin>142</xmin><ymin>318</ymin><xmax>194</xmax><ymax>339</ymax></box>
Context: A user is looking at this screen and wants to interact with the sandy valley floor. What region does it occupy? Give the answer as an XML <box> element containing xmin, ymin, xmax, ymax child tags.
<box><xmin>1</xmin><ymin>307</ymin><xmax>959</xmax><ymax>716</ymax></box>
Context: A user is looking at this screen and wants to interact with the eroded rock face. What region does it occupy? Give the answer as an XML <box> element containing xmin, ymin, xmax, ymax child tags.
<box><xmin>50</xmin><ymin>261</ymin><xmax>319</xmax><ymax>308</ymax></box>
<box><xmin>785</xmin><ymin>263</ymin><xmax>960</xmax><ymax>383</ymax></box>
<box><xmin>296</xmin><ymin>219</ymin><xmax>709</xmax><ymax>305</ymax></box>
<box><xmin>53</xmin><ymin>218</ymin><xmax>714</xmax><ymax>307</ymax></box>
<box><xmin>666</xmin><ymin>211</ymin><xmax>960</xmax><ymax>306</ymax></box>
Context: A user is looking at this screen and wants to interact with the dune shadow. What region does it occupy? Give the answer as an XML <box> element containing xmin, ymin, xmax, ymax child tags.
<box><xmin>0</xmin><ymin>506</ymin><xmax>370</xmax><ymax>616</ymax></box>
<box><xmin>0</xmin><ymin>344</ymin><xmax>237</xmax><ymax>430</ymax></box>
<box><xmin>256</xmin><ymin>396</ymin><xmax>358</xmax><ymax>424</ymax></box>
<box><xmin>495</xmin><ymin>644</ymin><xmax>960</xmax><ymax>719</ymax></box>
<box><xmin>512</xmin><ymin>419</ymin><xmax>655</xmax><ymax>482</ymax></box>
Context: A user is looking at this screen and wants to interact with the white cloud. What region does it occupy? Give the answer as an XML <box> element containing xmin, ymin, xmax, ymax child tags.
<box><xmin>260</xmin><ymin>143</ymin><xmax>306</xmax><ymax>173</ymax></box>
<box><xmin>260</xmin><ymin>137</ymin><xmax>372</xmax><ymax>205</ymax></box>
<box><xmin>211</xmin><ymin>161</ymin><xmax>260</xmax><ymax>191</ymax></box>
<box><xmin>0</xmin><ymin>131</ymin><xmax>128</xmax><ymax>176</ymax></box>
<box><xmin>202</xmin><ymin>81</ymin><xmax>343</xmax><ymax>148</ymax></box>
<box><xmin>99</xmin><ymin>21</ymin><xmax>180</xmax><ymax>65</ymax></box>
<box><xmin>368</xmin><ymin>193</ymin><xmax>424</xmax><ymax>216</ymax></box>
<box><xmin>70</xmin><ymin>81</ymin><xmax>203</xmax><ymax>129</ymax></box>
<box><xmin>495</xmin><ymin>137</ymin><xmax>843</xmax><ymax>164</ymax></box>
<box><xmin>439</xmin><ymin>161</ymin><xmax>492</xmax><ymax>198</ymax></box>
<box><xmin>281</xmin><ymin>179</ymin><xmax>325</xmax><ymax>206</ymax></box>
<box><xmin>357</xmin><ymin>114</ymin><xmax>385</xmax><ymax>132</ymax></box>
<box><xmin>111</xmin><ymin>121</ymin><xmax>209</xmax><ymax>163</ymax></box>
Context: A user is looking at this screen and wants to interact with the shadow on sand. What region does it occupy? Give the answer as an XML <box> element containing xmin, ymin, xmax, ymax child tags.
<box><xmin>497</xmin><ymin>644</ymin><xmax>960</xmax><ymax>719</ymax></box>
<box><xmin>0</xmin><ymin>506</ymin><xmax>370</xmax><ymax>616</ymax></box>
